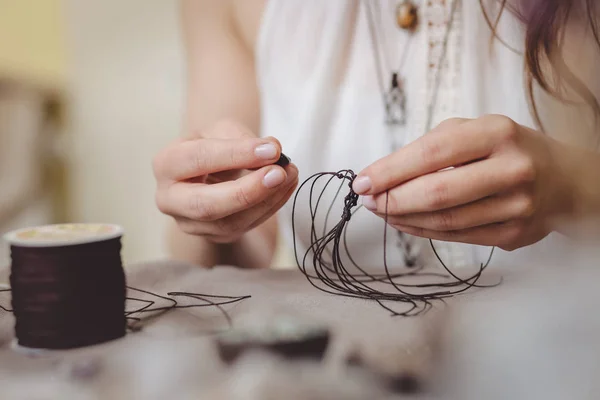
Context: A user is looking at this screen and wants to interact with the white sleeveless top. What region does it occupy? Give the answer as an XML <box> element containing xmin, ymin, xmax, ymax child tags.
<box><xmin>255</xmin><ymin>0</ymin><xmax>572</xmax><ymax>269</ymax></box>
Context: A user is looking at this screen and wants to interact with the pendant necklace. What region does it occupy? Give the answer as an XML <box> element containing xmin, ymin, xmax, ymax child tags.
<box><xmin>364</xmin><ymin>0</ymin><xmax>460</xmax><ymax>267</ymax></box>
<box><xmin>365</xmin><ymin>0</ymin><xmax>420</xmax><ymax>131</ymax></box>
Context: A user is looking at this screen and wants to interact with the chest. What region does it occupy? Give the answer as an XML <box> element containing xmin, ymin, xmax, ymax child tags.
<box><xmin>255</xmin><ymin>0</ymin><xmax>498</xmax><ymax>175</ymax></box>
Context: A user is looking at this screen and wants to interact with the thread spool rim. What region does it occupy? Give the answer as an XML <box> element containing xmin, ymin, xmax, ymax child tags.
<box><xmin>3</xmin><ymin>223</ymin><xmax>124</xmax><ymax>248</ymax></box>
<box><xmin>10</xmin><ymin>338</ymin><xmax>48</xmax><ymax>355</ymax></box>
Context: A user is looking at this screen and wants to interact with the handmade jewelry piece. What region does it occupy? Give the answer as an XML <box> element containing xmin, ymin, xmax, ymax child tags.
<box><xmin>366</xmin><ymin>0</ymin><xmax>419</xmax><ymax>126</ymax></box>
<box><xmin>291</xmin><ymin>170</ymin><xmax>499</xmax><ymax>317</ymax></box>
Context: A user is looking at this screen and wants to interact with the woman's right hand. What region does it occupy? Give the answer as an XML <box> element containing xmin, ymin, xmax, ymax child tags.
<box><xmin>153</xmin><ymin>120</ymin><xmax>299</xmax><ymax>243</ymax></box>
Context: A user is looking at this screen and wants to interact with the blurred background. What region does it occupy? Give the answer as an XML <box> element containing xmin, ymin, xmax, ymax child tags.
<box><xmin>0</xmin><ymin>0</ymin><xmax>291</xmax><ymax>267</ymax></box>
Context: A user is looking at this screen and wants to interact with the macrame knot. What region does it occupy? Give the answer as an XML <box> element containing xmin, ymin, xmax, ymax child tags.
<box><xmin>337</xmin><ymin>171</ymin><xmax>359</xmax><ymax>222</ymax></box>
<box><xmin>342</xmin><ymin>191</ymin><xmax>359</xmax><ymax>222</ymax></box>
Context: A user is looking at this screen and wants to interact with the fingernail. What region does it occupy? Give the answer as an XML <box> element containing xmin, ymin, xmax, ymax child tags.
<box><xmin>352</xmin><ymin>176</ymin><xmax>372</xmax><ymax>194</ymax></box>
<box><xmin>362</xmin><ymin>195</ymin><xmax>377</xmax><ymax>210</ymax></box>
<box><xmin>255</xmin><ymin>143</ymin><xmax>278</xmax><ymax>160</ymax></box>
<box><xmin>263</xmin><ymin>168</ymin><xmax>286</xmax><ymax>188</ymax></box>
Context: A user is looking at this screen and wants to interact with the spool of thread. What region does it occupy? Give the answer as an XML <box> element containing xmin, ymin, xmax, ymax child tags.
<box><xmin>3</xmin><ymin>223</ymin><xmax>126</xmax><ymax>350</ymax></box>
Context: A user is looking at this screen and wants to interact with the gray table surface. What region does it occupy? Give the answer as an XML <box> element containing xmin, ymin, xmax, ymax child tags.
<box><xmin>0</xmin><ymin>259</ymin><xmax>598</xmax><ymax>400</ymax></box>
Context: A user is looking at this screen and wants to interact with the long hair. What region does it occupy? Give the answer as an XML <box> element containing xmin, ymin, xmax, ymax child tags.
<box><xmin>480</xmin><ymin>0</ymin><xmax>600</xmax><ymax>131</ymax></box>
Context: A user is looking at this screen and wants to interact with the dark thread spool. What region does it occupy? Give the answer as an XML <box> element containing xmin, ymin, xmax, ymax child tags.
<box><xmin>6</xmin><ymin>226</ymin><xmax>126</xmax><ymax>350</ymax></box>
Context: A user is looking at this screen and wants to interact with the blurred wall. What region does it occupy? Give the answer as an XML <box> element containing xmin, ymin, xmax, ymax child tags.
<box><xmin>63</xmin><ymin>0</ymin><xmax>293</xmax><ymax>268</ymax></box>
<box><xmin>0</xmin><ymin>0</ymin><xmax>67</xmax><ymax>266</ymax></box>
<box><xmin>0</xmin><ymin>0</ymin><xmax>67</xmax><ymax>90</ymax></box>
<box><xmin>64</xmin><ymin>0</ymin><xmax>184</xmax><ymax>264</ymax></box>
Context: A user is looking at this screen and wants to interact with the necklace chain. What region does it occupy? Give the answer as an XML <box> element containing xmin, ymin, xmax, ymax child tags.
<box><xmin>364</xmin><ymin>0</ymin><xmax>461</xmax><ymax>266</ymax></box>
<box><xmin>424</xmin><ymin>0</ymin><xmax>460</xmax><ymax>134</ymax></box>
<box><xmin>368</xmin><ymin>1</ymin><xmax>415</xmax><ymax>81</ymax></box>
<box><xmin>365</xmin><ymin>1</ymin><xmax>413</xmax><ymax>126</ymax></box>
<box><xmin>365</xmin><ymin>0</ymin><xmax>460</xmax><ymax>137</ymax></box>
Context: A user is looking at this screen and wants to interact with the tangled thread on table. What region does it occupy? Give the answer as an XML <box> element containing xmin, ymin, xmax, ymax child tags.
<box><xmin>0</xmin><ymin>237</ymin><xmax>251</xmax><ymax>349</ymax></box>
<box><xmin>291</xmin><ymin>169</ymin><xmax>500</xmax><ymax>317</ymax></box>
<box><xmin>124</xmin><ymin>287</ymin><xmax>250</xmax><ymax>333</ymax></box>
<box><xmin>0</xmin><ymin>286</ymin><xmax>250</xmax><ymax>334</ymax></box>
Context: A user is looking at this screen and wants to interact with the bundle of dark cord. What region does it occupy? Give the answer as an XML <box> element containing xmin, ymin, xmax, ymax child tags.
<box><xmin>292</xmin><ymin>170</ymin><xmax>498</xmax><ymax>317</ymax></box>
<box><xmin>2</xmin><ymin>224</ymin><xmax>250</xmax><ymax>350</ymax></box>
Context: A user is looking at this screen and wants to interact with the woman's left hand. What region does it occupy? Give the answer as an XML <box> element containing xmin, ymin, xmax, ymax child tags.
<box><xmin>352</xmin><ymin>115</ymin><xmax>574</xmax><ymax>251</ymax></box>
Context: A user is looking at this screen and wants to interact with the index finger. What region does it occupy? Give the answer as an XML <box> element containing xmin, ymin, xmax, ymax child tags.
<box><xmin>353</xmin><ymin>118</ymin><xmax>498</xmax><ymax>195</ymax></box>
<box><xmin>155</xmin><ymin>136</ymin><xmax>281</xmax><ymax>181</ymax></box>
